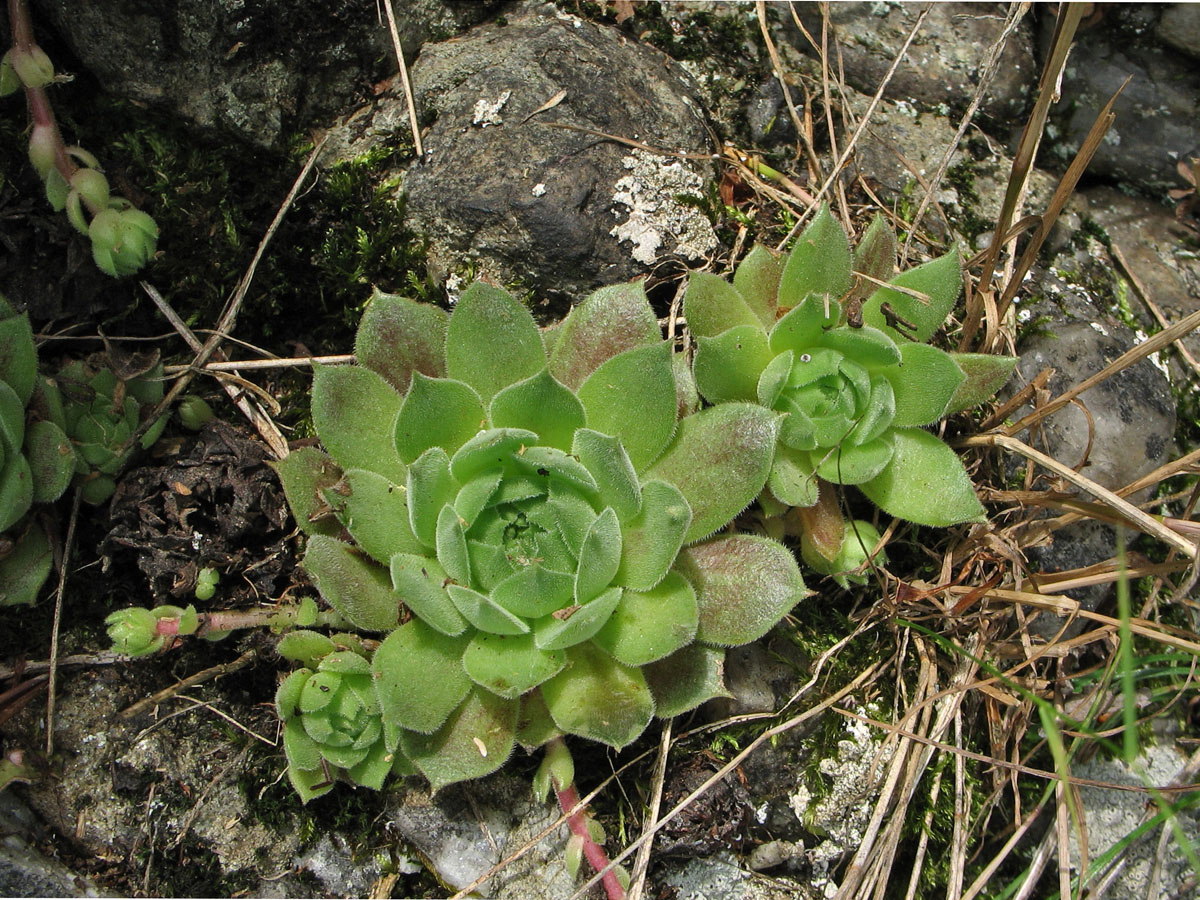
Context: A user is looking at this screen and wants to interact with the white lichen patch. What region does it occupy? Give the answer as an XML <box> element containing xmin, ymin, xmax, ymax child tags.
<box><xmin>610</xmin><ymin>150</ymin><xmax>718</xmax><ymax>265</ymax></box>
<box><xmin>789</xmin><ymin>712</ymin><xmax>893</xmax><ymax>898</ymax></box>
<box><xmin>472</xmin><ymin>91</ymin><xmax>511</xmax><ymax>127</ymax></box>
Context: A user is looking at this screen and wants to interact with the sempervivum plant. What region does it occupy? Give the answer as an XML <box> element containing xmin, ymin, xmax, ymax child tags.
<box><xmin>274</xmin><ymin>280</ymin><xmax>808</xmax><ymax>801</ymax></box>
<box><xmin>685</xmin><ymin>206</ymin><xmax>1016</xmax><ymax>576</ymax></box>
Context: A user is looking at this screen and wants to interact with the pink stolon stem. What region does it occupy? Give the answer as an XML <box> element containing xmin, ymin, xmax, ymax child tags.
<box><xmin>554</xmin><ymin>780</ymin><xmax>626</xmax><ymax>900</ymax></box>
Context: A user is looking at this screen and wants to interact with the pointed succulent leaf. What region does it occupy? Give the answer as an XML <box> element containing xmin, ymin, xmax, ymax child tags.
<box><xmin>0</xmin><ymin>380</ymin><xmax>24</xmax><ymax>455</ymax></box>
<box><xmin>436</xmin><ymin>504</ymin><xmax>471</xmax><ymax>584</ymax></box>
<box><xmin>778</xmin><ymin>205</ymin><xmax>852</xmax><ymax>310</ymax></box>
<box><xmin>794</xmin><ymin>485</ymin><xmax>845</xmax><ymax>562</ymax></box>
<box><xmin>888</xmin><ymin>344</ymin><xmax>964</xmax><ymax>427</ymax></box>
<box><xmin>303</xmin><ymin>535</ymin><xmax>400</xmax><ymax>632</ymax></box>
<box><xmin>678</xmin><ymin>535</ymin><xmax>811</xmax><ymax>646</ymax></box>
<box><xmin>818</xmin><ymin>325</ymin><xmax>902</xmax><ymax>367</ymax></box>
<box><xmin>859</xmin><ymin>427</ymin><xmax>985</xmax><ymax>525</ymax></box>
<box><xmin>673</xmin><ymin>350</ymin><xmax>700</xmax><ymax>419</ymax></box>
<box><xmin>693</xmin><ymin>326</ymin><xmax>773</xmax><ymax>403</ymax></box>
<box><xmin>283</xmin><ymin>719</ymin><xmax>330</xmax><ymax>801</ymax></box>
<box><xmin>572</xmin><ymin>429</ymin><xmax>641</xmax><ymax>522</ymax></box>
<box><xmin>401</xmin><ymin>687</ymin><xmax>517</xmax><ymax>792</ymax></box>
<box><xmin>862</xmin><ymin>249</ymin><xmax>961</xmax><ymax>343</ymax></box>
<box><xmin>325</xmin><ymin>468</ymin><xmax>424</xmax><ymax>564</ymax></box>
<box><xmin>450</xmin><ymin>428</ymin><xmax>538</xmax><ymax>483</ymax></box>
<box><xmin>445</xmin><ymin>282</ymin><xmax>545</xmax><ymax>402</ymax></box>
<box><xmin>647</xmin><ymin>403</ymin><xmax>778</xmax><ymax>543</ymax></box>
<box><xmin>733</xmin><ymin>244</ymin><xmax>784</xmax><ymax>327</ymax></box>
<box><xmin>943</xmin><ymin>353</ymin><xmax>1018</xmax><ymax>415</ymax></box>
<box><xmin>463</xmin><ymin>632</ymin><xmax>567</xmax><ymax>698</ymax></box>
<box><xmin>802</xmin><ymin>518</ymin><xmax>886</xmax><ymax>589</ymax></box>
<box><xmin>406</xmin><ymin>447</ymin><xmax>455</xmax><ymax>549</ymax></box>
<box><xmin>390</xmin><ymin>552</ymin><xmax>468</xmax><ymax>636</ymax></box>
<box><xmin>769</xmin><ymin>295</ymin><xmax>838</xmax><ymax>356</ymax></box>
<box><xmin>768</xmin><ymin>444</ymin><xmax>819</xmax><ymax>507</ymax></box>
<box><xmin>25</xmin><ymin>420</ymin><xmax>75</xmax><ymax>503</ymax></box>
<box><xmin>455</xmin><ymin>470</ymin><xmax>501</xmax><ymax>526</ymax></box>
<box><xmin>578</xmin><ymin>342</ymin><xmax>677</xmax><ymax>472</ymax></box>
<box><xmin>516</xmin><ymin>690</ymin><xmax>562</xmax><ymax>751</ymax></box>
<box><xmin>594</xmin><ymin>571</ymin><xmax>697</xmax><ymax>666</ymax></box>
<box><xmin>541</xmin><ymin>642</ymin><xmax>654</xmax><ymax>749</ymax></box>
<box><xmin>277</xmin><ymin>631</ymin><xmax>337</xmax><ymax>669</ymax></box>
<box><xmin>682</xmin><ymin>271</ymin><xmax>762</xmax><ymax>338</ymax></box>
<box><xmin>447</xmin><ymin>584</ymin><xmax>531</xmax><ymax>635</ymax></box>
<box><xmin>812</xmin><ymin>437</ymin><xmax>894</xmax><ymax>485</ymax></box>
<box><xmin>490</xmin><ymin>369</ymin><xmax>585</xmax><ymax>451</ymax></box>
<box><xmin>574</xmin><ymin>507</ymin><xmax>621</xmax><ymax>604</ymax></box>
<box><xmin>535</xmin><ymin>586</ymin><xmax>622</xmax><ymax>650</ymax></box>
<box><xmin>1</xmin><ymin>453</ymin><xmax>34</xmax><ymax>534</ymax></box>
<box><xmin>347</xmin><ymin>741</ymin><xmax>395</xmax><ymax>790</ymax></box>
<box><xmin>757</xmin><ymin>350</ymin><xmax>794</xmax><ymax>409</ymax></box>
<box><xmin>614</xmin><ymin>479</ymin><xmax>691</xmax><ymax>591</ymax></box>
<box><xmin>549</xmin><ymin>281</ymin><xmax>661</xmax><ymax>390</ymax></box>
<box><xmin>354</xmin><ymin>289</ymin><xmax>448</xmax><ymax>393</ymax></box>
<box><xmin>849</xmin><ymin>214</ymin><xmax>897</xmax><ymax>303</ymax></box>
<box><xmin>373</xmin><ymin>619</ymin><xmax>471</xmax><ymax>736</ymax></box>
<box><xmin>274</xmin><ymin>449</ymin><xmax>344</xmax><ymax>538</ymax></box>
<box><xmin>514</xmin><ymin>446</ymin><xmax>597</xmax><ymax>493</ymax></box>
<box><xmin>644</xmin><ymin>643</ymin><xmax>731</xmax><ymax>717</ymax></box>
<box><xmin>275</xmin><ymin>668</ymin><xmax>313</xmax><ymax>718</ymax></box>
<box><xmin>394</xmin><ymin>374</ymin><xmax>485</xmax><ymax>463</ymax></box>
<box><xmin>312</xmin><ymin>364</ymin><xmax>407</xmax><ymax>484</ymax></box>
<box><xmin>0</xmin><ymin>523</ymin><xmax>52</xmax><ymax>607</ymax></box>
<box><xmin>845</xmin><ymin>376</ymin><xmax>896</xmax><ymax>446</ymax></box>
<box><xmin>547</xmin><ymin>482</ymin><xmax>600</xmax><ymax>558</ymax></box>
<box><xmin>491</xmin><ymin>564</ymin><xmax>575</xmax><ymax>618</ymax></box>
<box><xmin>0</xmin><ymin>311</ymin><xmax>36</xmax><ymax>405</ymax></box>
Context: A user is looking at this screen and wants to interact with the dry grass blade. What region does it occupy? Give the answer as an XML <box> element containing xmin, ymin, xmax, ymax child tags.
<box><xmin>118</xmin><ymin>649</ymin><xmax>258</xmax><ymax>721</ymax></box>
<box><xmin>1110</xmin><ymin>242</ymin><xmax>1200</xmax><ymax>378</ymax></box>
<box><xmin>626</xmin><ymin>719</ymin><xmax>671</xmax><ymax>900</ymax></box>
<box><xmin>381</xmin><ymin>0</ymin><xmax>423</xmax><ymax>158</ymax></box>
<box><xmin>162</xmin><ymin>354</ymin><xmax>355</xmax><ymax>374</ymax></box>
<box><xmin>44</xmin><ymin>486</ymin><xmax>81</xmax><ymax>757</ymax></box>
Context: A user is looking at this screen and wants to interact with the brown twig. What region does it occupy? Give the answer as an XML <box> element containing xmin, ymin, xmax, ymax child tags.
<box><xmin>44</xmin><ymin>486</ymin><xmax>81</xmax><ymax>757</ymax></box>
<box><xmin>118</xmin><ymin>649</ymin><xmax>257</xmax><ymax>721</ymax></box>
<box><xmin>381</xmin><ymin>0</ymin><xmax>424</xmax><ymax>159</ymax></box>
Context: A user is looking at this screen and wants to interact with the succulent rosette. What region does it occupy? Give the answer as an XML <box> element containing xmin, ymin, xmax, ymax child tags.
<box><xmin>275</xmin><ymin>280</ymin><xmax>808</xmax><ymax>795</ymax></box>
<box><xmin>685</xmin><ymin>206</ymin><xmax>1016</xmax><ymax>560</ymax></box>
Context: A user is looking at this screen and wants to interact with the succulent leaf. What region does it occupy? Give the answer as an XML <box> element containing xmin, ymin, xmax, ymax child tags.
<box><xmin>859</xmin><ymin>428</ymin><xmax>985</xmax><ymax>526</ymax></box>
<box><xmin>644</xmin><ymin>643</ymin><xmax>731</xmax><ymax>717</ymax></box>
<box><xmin>24</xmin><ymin>419</ymin><xmax>74</xmax><ymax>503</ymax></box>
<box><xmin>490</xmin><ymin>369</ymin><xmax>585</xmax><ymax>452</ymax></box>
<box><xmin>355</xmin><ymin>290</ymin><xmax>448</xmax><ymax>393</ymax></box>
<box><xmin>732</xmin><ymin>244</ymin><xmax>784</xmax><ymax>328</ymax></box>
<box><xmin>272</xmin><ymin>448</ymin><xmax>344</xmax><ymax>538</ymax></box>
<box><xmin>574</xmin><ymin>507</ymin><xmax>621</xmax><ymax>604</ymax></box>
<box><xmin>534</xmin><ymin>586</ymin><xmax>622</xmax><ymax>650</ymax></box>
<box><xmin>548</xmin><ymin>281</ymin><xmax>661</xmax><ymax>391</ymax></box>
<box><xmin>571</xmin><ymin>429</ymin><xmax>641</xmax><ymax>522</ymax></box>
<box><xmin>811</xmin><ymin>436</ymin><xmax>894</xmax><ymax>485</ymax></box>
<box><xmin>373</xmin><ymin>619</ymin><xmax>472</xmax><ymax>736</ymax></box>
<box><xmin>445</xmin><ymin>282</ymin><xmax>545</xmax><ymax>402</ymax></box>
<box><xmin>0</xmin><ymin>453</ymin><xmax>33</xmax><ymax>534</ymax></box>
<box><xmin>861</xmin><ymin>249</ymin><xmax>961</xmax><ymax>343</ymax></box>
<box><xmin>463</xmin><ymin>632</ymin><xmax>567</xmax><ymax>699</ymax></box>
<box><xmin>769</xmin><ymin>295</ymin><xmax>838</xmax><ymax>356</ymax></box>
<box><xmin>406</xmin><ymin>447</ymin><xmax>455</xmax><ymax>548</ymax></box>
<box><xmin>0</xmin><ymin>523</ymin><xmax>53</xmax><ymax>607</ymax></box>
<box><xmin>394</xmin><ymin>374</ymin><xmax>485</xmax><ymax>463</ymax></box>
<box><xmin>693</xmin><ymin>325</ymin><xmax>773</xmax><ymax>403</ymax></box>
<box><xmin>390</xmin><ymin>552</ymin><xmax>468</xmax><ymax>636</ymax></box>
<box><xmin>541</xmin><ymin>642</ymin><xmax>654</xmax><ymax>749</ymax></box>
<box><xmin>577</xmin><ymin>342</ymin><xmax>677</xmax><ymax>472</ymax></box>
<box><xmin>401</xmin><ymin>687</ymin><xmax>517</xmax><ymax>792</ymax></box>
<box><xmin>302</xmin><ymin>535</ymin><xmax>400</xmax><ymax>632</ymax></box>
<box><xmin>312</xmin><ymin>364</ymin><xmax>407</xmax><ymax>484</ymax></box>
<box><xmin>325</xmin><ymin>468</ymin><xmax>424</xmax><ymax>564</ymax></box>
<box><xmin>678</xmin><ymin>535</ymin><xmax>810</xmax><ymax>646</ymax></box>
<box><xmin>0</xmin><ymin>312</ymin><xmax>36</xmax><ymax>405</ymax></box>
<box><xmin>850</xmin><ymin>214</ymin><xmax>897</xmax><ymax>303</ymax></box>
<box><xmin>888</xmin><ymin>343</ymin><xmax>964</xmax><ymax>427</ymax></box>
<box><xmin>943</xmin><ymin>353</ymin><xmax>1019</xmax><ymax>416</ymax></box>
<box><xmin>778</xmin><ymin>205</ymin><xmax>852</xmax><ymax>311</ymax></box>
<box><xmin>682</xmin><ymin>271</ymin><xmax>762</xmax><ymax>338</ymax></box>
<box><xmin>647</xmin><ymin>403</ymin><xmax>778</xmax><ymax>543</ymax></box>
<box><xmin>614</xmin><ymin>479</ymin><xmax>691</xmax><ymax>591</ymax></box>
<box><xmin>593</xmin><ymin>570</ymin><xmax>698</xmax><ymax>666</ymax></box>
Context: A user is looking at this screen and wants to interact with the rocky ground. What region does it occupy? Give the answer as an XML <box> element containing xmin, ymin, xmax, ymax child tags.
<box><xmin>1</xmin><ymin>2</ymin><xmax>1199</xmax><ymax>898</ymax></box>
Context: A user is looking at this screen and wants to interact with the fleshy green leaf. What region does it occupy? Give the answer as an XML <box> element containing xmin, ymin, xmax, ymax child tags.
<box><xmin>644</xmin><ymin>644</ymin><xmax>730</xmax><ymax>717</ymax></box>
<box><xmin>373</xmin><ymin>619</ymin><xmax>471</xmax><ymax>736</ymax></box>
<box><xmin>682</xmin><ymin>271</ymin><xmax>761</xmax><ymax>338</ymax></box>
<box><xmin>858</xmin><ymin>427</ymin><xmax>985</xmax><ymax>526</ymax></box>
<box><xmin>549</xmin><ymin>281</ymin><xmax>661</xmax><ymax>391</ymax></box>
<box><xmin>303</xmin><ymin>535</ymin><xmax>400</xmax><ymax>632</ymax></box>
<box><xmin>490</xmin><ymin>369</ymin><xmax>585</xmax><ymax>452</ymax></box>
<box><xmin>436</xmin><ymin>504</ymin><xmax>471</xmax><ymax>584</ymax></box>
<box><xmin>577</xmin><ymin>342</ymin><xmax>677</xmax><ymax>472</ymax></box>
<box><xmin>678</xmin><ymin>535</ymin><xmax>811</xmax><ymax>646</ymax></box>
<box><xmin>277</xmin><ymin>632</ymin><xmax>336</xmax><ymax>669</ymax></box>
<box><xmin>0</xmin><ymin>380</ymin><xmax>24</xmax><ymax>456</ymax></box>
<box><xmin>861</xmin><ymin>249</ymin><xmax>962</xmax><ymax>343</ymax></box>
<box><xmin>614</xmin><ymin>479</ymin><xmax>691</xmax><ymax>591</ymax></box>
<box><xmin>732</xmin><ymin>244</ymin><xmax>784</xmax><ymax>328</ymax></box>
<box><xmin>25</xmin><ymin>420</ymin><xmax>75</xmax><ymax>503</ymax></box>
<box><xmin>812</xmin><ymin>437</ymin><xmax>894</xmax><ymax>485</ymax></box>
<box><xmin>767</xmin><ymin>445</ymin><xmax>819</xmax><ymax>507</ymax></box>
<box><xmin>394</xmin><ymin>374</ymin><xmax>485</xmax><ymax>463</ymax></box>
<box><xmin>514</xmin><ymin>446</ymin><xmax>597</xmax><ymax>493</ymax></box>
<box><xmin>849</xmin><ymin>214</ymin><xmax>896</xmax><ymax>304</ymax></box>
<box><xmin>541</xmin><ymin>642</ymin><xmax>654</xmax><ymax>749</ymax></box>
<box><xmin>406</xmin><ymin>447</ymin><xmax>456</xmax><ymax>549</ymax></box>
<box><xmin>491</xmin><ymin>564</ymin><xmax>575</xmax><ymax>618</ymax></box>
<box><xmin>449</xmin><ymin>428</ymin><xmax>538</xmax><ymax>484</ymax></box>
<box><xmin>463</xmin><ymin>632</ymin><xmax>567</xmax><ymax>699</ymax></box>
<box><xmin>445</xmin><ymin>282</ymin><xmax>545</xmax><ymax>402</ymax></box>
<box><xmin>516</xmin><ymin>690</ymin><xmax>562</xmax><ymax>750</ymax></box>
<box><xmin>647</xmin><ymin>403</ymin><xmax>778</xmax><ymax>543</ymax></box>
<box><xmin>574</xmin><ymin>507</ymin><xmax>621</xmax><ymax>604</ymax></box>
<box><xmin>943</xmin><ymin>353</ymin><xmax>1018</xmax><ymax>415</ymax></box>
<box><xmin>325</xmin><ymin>468</ymin><xmax>424</xmax><ymax>564</ymax></box>
<box><xmin>692</xmin><ymin>326</ymin><xmax>773</xmax><ymax>403</ymax></box>
<box><xmin>534</xmin><ymin>586</ymin><xmax>622</xmax><ymax>650</ymax></box>
<box><xmin>769</xmin><ymin>295</ymin><xmax>838</xmax><ymax>356</ymax></box>
<box><xmin>0</xmin><ymin>312</ymin><xmax>36</xmax><ymax>405</ymax></box>
<box><xmin>390</xmin><ymin>552</ymin><xmax>468</xmax><ymax>636</ymax></box>
<box><xmin>757</xmin><ymin>350</ymin><xmax>794</xmax><ymax>410</ymax></box>
<box><xmin>888</xmin><ymin>343</ymin><xmax>964</xmax><ymax>427</ymax></box>
<box><xmin>572</xmin><ymin>429</ymin><xmax>641</xmax><ymax>522</ymax></box>
<box><xmin>273</xmin><ymin>448</ymin><xmax>344</xmax><ymax>537</ymax></box>
<box><xmin>778</xmin><ymin>204</ymin><xmax>852</xmax><ymax>311</ymax></box>
<box><xmin>817</xmin><ymin>325</ymin><xmax>901</xmax><ymax>367</ymax></box>
<box><xmin>311</xmin><ymin>364</ymin><xmax>407</xmax><ymax>484</ymax></box>
<box><xmin>354</xmin><ymin>289</ymin><xmax>448</xmax><ymax>393</ymax></box>
<box><xmin>275</xmin><ymin>668</ymin><xmax>312</xmax><ymax>718</ymax></box>
<box><xmin>447</xmin><ymin>584</ymin><xmax>531</xmax><ymax>635</ymax></box>
<box><xmin>0</xmin><ymin>523</ymin><xmax>52</xmax><ymax>607</ymax></box>
<box><xmin>401</xmin><ymin>687</ymin><xmax>517</xmax><ymax>792</ymax></box>
<box><xmin>593</xmin><ymin>571</ymin><xmax>697</xmax><ymax>666</ymax></box>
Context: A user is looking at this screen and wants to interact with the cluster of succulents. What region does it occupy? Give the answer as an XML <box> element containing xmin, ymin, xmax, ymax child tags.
<box><xmin>3</xmin><ymin>4</ymin><xmax>158</xmax><ymax>277</ymax></box>
<box><xmin>271</xmin><ymin>280</ymin><xmax>808</xmax><ymax>798</ymax></box>
<box><xmin>0</xmin><ymin>298</ymin><xmax>74</xmax><ymax>606</ymax></box>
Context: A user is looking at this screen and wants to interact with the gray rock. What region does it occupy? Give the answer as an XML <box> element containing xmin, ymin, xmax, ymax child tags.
<box><xmin>1156</xmin><ymin>3</ymin><xmax>1200</xmax><ymax>60</ymax></box>
<box><xmin>24</xmin><ymin>0</ymin><xmax>493</xmax><ymax>149</ymax></box>
<box><xmin>1048</xmin><ymin>6</ymin><xmax>1200</xmax><ymax>193</ymax></box>
<box><xmin>399</xmin><ymin>2</ymin><xmax>717</xmax><ymax>309</ymax></box>
<box><xmin>779</xmin><ymin>2</ymin><xmax>1036</xmax><ymax>125</ymax></box>
<box><xmin>656</xmin><ymin>851</ymin><xmax>816</xmax><ymax>900</ymax></box>
<box><xmin>0</xmin><ymin>792</ymin><xmax>110</xmax><ymax>897</ymax></box>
